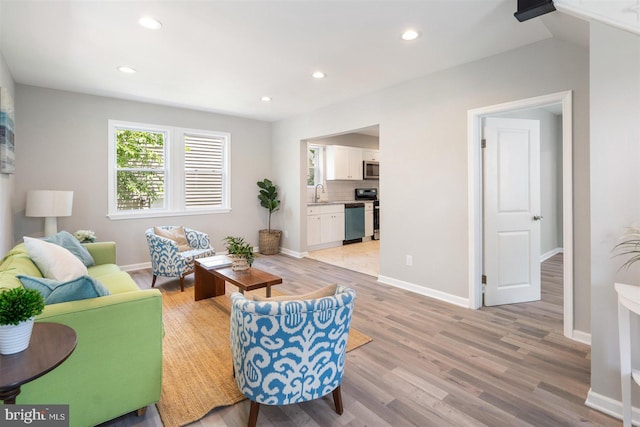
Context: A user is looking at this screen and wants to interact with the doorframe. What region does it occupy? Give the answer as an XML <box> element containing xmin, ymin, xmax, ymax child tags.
<box><xmin>467</xmin><ymin>90</ymin><xmax>578</xmax><ymax>342</ymax></box>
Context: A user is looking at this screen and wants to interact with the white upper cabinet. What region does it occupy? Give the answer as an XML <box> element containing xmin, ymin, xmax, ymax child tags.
<box><xmin>363</xmin><ymin>149</ymin><xmax>380</xmax><ymax>162</ymax></box>
<box><xmin>326</xmin><ymin>145</ymin><xmax>363</xmax><ymax>180</ymax></box>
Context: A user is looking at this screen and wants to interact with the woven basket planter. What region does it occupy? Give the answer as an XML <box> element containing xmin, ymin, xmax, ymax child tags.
<box><xmin>258</xmin><ymin>230</ymin><xmax>281</xmax><ymax>255</ymax></box>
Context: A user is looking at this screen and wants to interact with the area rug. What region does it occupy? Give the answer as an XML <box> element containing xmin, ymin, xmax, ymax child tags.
<box><xmin>156</xmin><ymin>284</ymin><xmax>372</xmax><ymax>427</ymax></box>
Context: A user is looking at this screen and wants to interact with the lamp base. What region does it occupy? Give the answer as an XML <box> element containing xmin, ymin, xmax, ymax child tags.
<box><xmin>44</xmin><ymin>217</ymin><xmax>58</xmax><ymax>237</ymax></box>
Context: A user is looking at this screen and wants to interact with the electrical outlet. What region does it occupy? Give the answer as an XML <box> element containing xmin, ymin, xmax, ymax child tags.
<box><xmin>284</xmin><ymin>230</ymin><xmax>289</xmax><ymax>238</ymax></box>
<box><xmin>406</xmin><ymin>255</ymin><xmax>413</xmax><ymax>266</ymax></box>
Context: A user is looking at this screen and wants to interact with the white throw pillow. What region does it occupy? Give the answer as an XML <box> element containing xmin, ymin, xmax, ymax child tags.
<box><xmin>23</xmin><ymin>236</ymin><xmax>88</xmax><ymax>282</ymax></box>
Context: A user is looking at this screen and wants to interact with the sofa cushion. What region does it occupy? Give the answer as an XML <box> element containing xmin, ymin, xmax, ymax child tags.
<box><xmin>87</xmin><ymin>263</ymin><xmax>123</xmax><ymax>278</ymax></box>
<box><xmin>252</xmin><ymin>283</ymin><xmax>337</xmax><ymax>301</ymax></box>
<box><xmin>23</xmin><ymin>237</ymin><xmax>88</xmax><ymax>281</ymax></box>
<box><xmin>43</xmin><ymin>230</ymin><xmax>95</xmax><ymax>267</ymax></box>
<box><xmin>18</xmin><ymin>275</ymin><xmax>111</xmax><ymax>305</ymax></box>
<box><xmin>153</xmin><ymin>226</ymin><xmax>191</xmax><ymax>252</ymax></box>
<box><xmin>95</xmin><ymin>271</ymin><xmax>141</xmax><ymax>294</ymax></box>
<box><xmin>0</xmin><ymin>252</ymin><xmax>43</xmax><ymax>289</ymax></box>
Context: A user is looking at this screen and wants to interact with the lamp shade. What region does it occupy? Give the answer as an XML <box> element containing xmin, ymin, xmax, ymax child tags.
<box><xmin>26</xmin><ymin>190</ymin><xmax>74</xmax><ymax>217</ymax></box>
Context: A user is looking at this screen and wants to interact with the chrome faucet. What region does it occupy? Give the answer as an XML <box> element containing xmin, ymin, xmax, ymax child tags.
<box><xmin>314</xmin><ymin>184</ymin><xmax>325</xmax><ymax>203</ymax></box>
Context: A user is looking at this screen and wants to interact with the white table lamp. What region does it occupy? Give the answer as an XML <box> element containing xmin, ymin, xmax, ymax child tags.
<box><xmin>26</xmin><ymin>190</ymin><xmax>74</xmax><ymax>236</ymax></box>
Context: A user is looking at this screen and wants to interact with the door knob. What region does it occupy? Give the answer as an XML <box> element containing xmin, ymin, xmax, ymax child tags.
<box><xmin>533</xmin><ymin>215</ymin><xmax>544</xmax><ymax>221</ymax></box>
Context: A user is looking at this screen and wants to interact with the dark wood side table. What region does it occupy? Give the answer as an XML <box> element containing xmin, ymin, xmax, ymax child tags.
<box><xmin>194</xmin><ymin>263</ymin><xmax>282</xmax><ymax>301</ymax></box>
<box><xmin>0</xmin><ymin>322</ymin><xmax>77</xmax><ymax>404</ymax></box>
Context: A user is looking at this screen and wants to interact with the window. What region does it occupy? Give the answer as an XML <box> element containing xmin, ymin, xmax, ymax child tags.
<box><xmin>307</xmin><ymin>144</ymin><xmax>323</xmax><ymax>186</ymax></box>
<box><xmin>108</xmin><ymin>120</ymin><xmax>230</xmax><ymax>219</ymax></box>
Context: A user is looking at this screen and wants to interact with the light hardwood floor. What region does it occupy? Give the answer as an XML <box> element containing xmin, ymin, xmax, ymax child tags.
<box><xmin>102</xmin><ymin>253</ymin><xmax>617</xmax><ymax>427</ymax></box>
<box><xmin>307</xmin><ymin>240</ymin><xmax>379</xmax><ymax>277</ymax></box>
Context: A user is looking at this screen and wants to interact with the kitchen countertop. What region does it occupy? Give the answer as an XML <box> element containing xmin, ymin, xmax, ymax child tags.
<box><xmin>307</xmin><ymin>200</ymin><xmax>375</xmax><ymax>206</ymax></box>
<box><xmin>307</xmin><ymin>201</ymin><xmax>347</xmax><ymax>206</ymax></box>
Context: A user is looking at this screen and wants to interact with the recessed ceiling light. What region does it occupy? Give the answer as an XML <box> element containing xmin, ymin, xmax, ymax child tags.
<box><xmin>139</xmin><ymin>16</ymin><xmax>162</xmax><ymax>30</ymax></box>
<box><xmin>312</xmin><ymin>71</ymin><xmax>326</xmax><ymax>79</ymax></box>
<box><xmin>401</xmin><ymin>29</ymin><xmax>420</xmax><ymax>41</ymax></box>
<box><xmin>118</xmin><ymin>66</ymin><xmax>137</xmax><ymax>74</ymax></box>
<box><xmin>261</xmin><ymin>96</ymin><xmax>272</xmax><ymax>102</ymax></box>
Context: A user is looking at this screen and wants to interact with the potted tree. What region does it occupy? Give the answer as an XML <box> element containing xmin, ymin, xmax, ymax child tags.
<box><xmin>0</xmin><ymin>287</ymin><xmax>45</xmax><ymax>354</ymax></box>
<box><xmin>224</xmin><ymin>236</ymin><xmax>255</xmax><ymax>271</ymax></box>
<box><xmin>257</xmin><ymin>178</ymin><xmax>282</xmax><ymax>255</ymax></box>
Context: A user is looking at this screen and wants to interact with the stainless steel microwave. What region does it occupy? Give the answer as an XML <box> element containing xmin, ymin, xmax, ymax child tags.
<box><xmin>363</xmin><ymin>161</ymin><xmax>379</xmax><ymax>180</ymax></box>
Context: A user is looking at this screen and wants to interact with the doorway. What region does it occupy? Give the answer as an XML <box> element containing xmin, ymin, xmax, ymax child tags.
<box><xmin>303</xmin><ymin>125</ymin><xmax>381</xmax><ymax>277</ymax></box>
<box><xmin>467</xmin><ymin>91</ymin><xmax>581</xmax><ymax>343</ymax></box>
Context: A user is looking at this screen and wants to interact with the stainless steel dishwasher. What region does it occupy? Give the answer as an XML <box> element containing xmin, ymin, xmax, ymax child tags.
<box><xmin>344</xmin><ymin>202</ymin><xmax>365</xmax><ymax>244</ymax></box>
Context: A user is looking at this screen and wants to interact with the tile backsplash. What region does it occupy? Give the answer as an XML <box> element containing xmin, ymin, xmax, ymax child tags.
<box><xmin>307</xmin><ymin>181</ymin><xmax>379</xmax><ymax>202</ymax></box>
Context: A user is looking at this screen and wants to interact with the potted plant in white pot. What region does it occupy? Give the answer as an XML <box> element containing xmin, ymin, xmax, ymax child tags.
<box><xmin>224</xmin><ymin>236</ymin><xmax>255</xmax><ymax>271</ymax></box>
<box><xmin>257</xmin><ymin>178</ymin><xmax>282</xmax><ymax>255</ymax></box>
<box><xmin>0</xmin><ymin>287</ymin><xmax>45</xmax><ymax>354</ymax></box>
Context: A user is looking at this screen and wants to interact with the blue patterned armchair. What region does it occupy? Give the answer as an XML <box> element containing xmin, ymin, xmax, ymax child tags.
<box><xmin>145</xmin><ymin>226</ymin><xmax>216</xmax><ymax>292</ymax></box>
<box><xmin>230</xmin><ymin>285</ymin><xmax>356</xmax><ymax>427</ymax></box>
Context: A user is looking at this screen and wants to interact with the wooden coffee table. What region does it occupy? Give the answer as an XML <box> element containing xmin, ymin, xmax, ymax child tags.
<box><xmin>194</xmin><ymin>263</ymin><xmax>282</xmax><ymax>301</ymax></box>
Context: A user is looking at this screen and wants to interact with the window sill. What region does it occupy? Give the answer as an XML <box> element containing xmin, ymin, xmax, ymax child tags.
<box><xmin>107</xmin><ymin>208</ymin><xmax>231</xmax><ymax>221</ymax></box>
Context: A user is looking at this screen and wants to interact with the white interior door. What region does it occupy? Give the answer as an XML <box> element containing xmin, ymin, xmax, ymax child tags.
<box><xmin>484</xmin><ymin>117</ymin><xmax>541</xmax><ymax>306</ymax></box>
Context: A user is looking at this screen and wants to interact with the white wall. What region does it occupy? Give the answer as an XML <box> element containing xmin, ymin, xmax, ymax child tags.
<box><xmin>13</xmin><ymin>85</ymin><xmax>272</xmax><ymax>266</ymax></box>
<box><xmin>494</xmin><ymin>107</ymin><xmax>563</xmax><ymax>256</ymax></box>
<box><xmin>0</xmin><ymin>50</ymin><xmax>15</xmax><ymax>256</ymax></box>
<box><xmin>273</xmin><ymin>38</ymin><xmax>591</xmax><ymax>332</ymax></box>
<box><xmin>588</xmin><ymin>21</ymin><xmax>640</xmax><ymax>410</ymax></box>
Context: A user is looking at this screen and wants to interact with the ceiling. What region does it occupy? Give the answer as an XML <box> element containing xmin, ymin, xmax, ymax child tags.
<box><xmin>0</xmin><ymin>1</ymin><xmax>591</xmax><ymax>122</ymax></box>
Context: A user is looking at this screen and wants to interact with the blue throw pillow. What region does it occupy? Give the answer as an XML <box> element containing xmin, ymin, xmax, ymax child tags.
<box><xmin>43</xmin><ymin>231</ymin><xmax>95</xmax><ymax>267</ymax></box>
<box><xmin>17</xmin><ymin>275</ymin><xmax>111</xmax><ymax>305</ymax></box>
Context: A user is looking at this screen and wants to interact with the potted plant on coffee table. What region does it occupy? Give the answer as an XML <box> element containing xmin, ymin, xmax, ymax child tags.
<box><xmin>257</xmin><ymin>178</ymin><xmax>282</xmax><ymax>255</ymax></box>
<box><xmin>224</xmin><ymin>236</ymin><xmax>255</xmax><ymax>271</ymax></box>
<box><xmin>0</xmin><ymin>287</ymin><xmax>45</xmax><ymax>354</ymax></box>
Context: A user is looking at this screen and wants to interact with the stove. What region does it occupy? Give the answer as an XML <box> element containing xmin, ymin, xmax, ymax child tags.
<box><xmin>355</xmin><ymin>188</ymin><xmax>379</xmax><ymax>240</ymax></box>
<box><xmin>354</xmin><ymin>188</ymin><xmax>377</xmax><ymax>201</ymax></box>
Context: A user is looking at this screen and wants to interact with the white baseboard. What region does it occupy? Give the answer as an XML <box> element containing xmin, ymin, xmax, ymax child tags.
<box><xmin>585</xmin><ymin>388</ymin><xmax>638</xmax><ymax>424</ymax></box>
<box><xmin>377</xmin><ymin>275</ymin><xmax>469</xmax><ymax>308</ymax></box>
<box><xmin>120</xmin><ymin>247</ymin><xmax>307</xmax><ymax>271</ymax></box>
<box><xmin>541</xmin><ymin>247</ymin><xmax>564</xmax><ymax>262</ymax></box>
<box><xmin>121</xmin><ymin>262</ymin><xmax>151</xmax><ymax>272</ymax></box>
<box><xmin>307</xmin><ymin>241</ymin><xmax>344</xmax><ymax>252</ymax></box>
<box><xmin>278</xmin><ymin>247</ymin><xmax>305</xmax><ymax>258</ymax></box>
<box><xmin>571</xmin><ymin>329</ymin><xmax>591</xmax><ymax>345</ymax></box>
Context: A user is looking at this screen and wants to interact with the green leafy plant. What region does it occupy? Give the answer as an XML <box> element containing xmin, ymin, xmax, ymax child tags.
<box><xmin>613</xmin><ymin>227</ymin><xmax>640</xmax><ymax>270</ymax></box>
<box><xmin>116</xmin><ymin>129</ymin><xmax>165</xmax><ymax>210</ymax></box>
<box><xmin>223</xmin><ymin>236</ymin><xmax>255</xmax><ymax>266</ymax></box>
<box><xmin>257</xmin><ymin>178</ymin><xmax>281</xmax><ymax>232</ymax></box>
<box><xmin>0</xmin><ymin>287</ymin><xmax>45</xmax><ymax>326</ymax></box>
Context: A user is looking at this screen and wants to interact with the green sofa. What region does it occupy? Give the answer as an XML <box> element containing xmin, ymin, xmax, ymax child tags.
<box><xmin>0</xmin><ymin>242</ymin><xmax>163</xmax><ymax>427</ymax></box>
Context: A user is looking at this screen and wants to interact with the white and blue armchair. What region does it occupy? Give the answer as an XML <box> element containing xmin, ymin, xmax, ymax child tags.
<box><xmin>230</xmin><ymin>285</ymin><xmax>356</xmax><ymax>427</ymax></box>
<box><xmin>145</xmin><ymin>226</ymin><xmax>216</xmax><ymax>292</ymax></box>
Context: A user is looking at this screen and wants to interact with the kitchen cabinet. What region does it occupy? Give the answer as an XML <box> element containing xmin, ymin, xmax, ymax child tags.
<box><xmin>365</xmin><ymin>202</ymin><xmax>374</xmax><ymax>237</ymax></box>
<box><xmin>307</xmin><ymin>204</ymin><xmax>345</xmax><ymax>247</ymax></box>
<box><xmin>363</xmin><ymin>149</ymin><xmax>380</xmax><ymax>162</ymax></box>
<box><xmin>307</xmin><ymin>207</ymin><xmax>322</xmax><ymax>246</ymax></box>
<box><xmin>326</xmin><ymin>145</ymin><xmax>363</xmax><ymax>180</ymax></box>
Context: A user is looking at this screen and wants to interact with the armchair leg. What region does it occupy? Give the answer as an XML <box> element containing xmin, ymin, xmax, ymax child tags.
<box><xmin>136</xmin><ymin>406</ymin><xmax>147</xmax><ymax>416</ymax></box>
<box><xmin>151</xmin><ymin>275</ymin><xmax>157</xmax><ymax>288</ymax></box>
<box><xmin>248</xmin><ymin>401</ymin><xmax>260</xmax><ymax>427</ymax></box>
<box><xmin>332</xmin><ymin>386</ymin><xmax>344</xmax><ymax>415</ymax></box>
<box><xmin>180</xmin><ymin>276</ymin><xmax>185</xmax><ymax>292</ymax></box>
